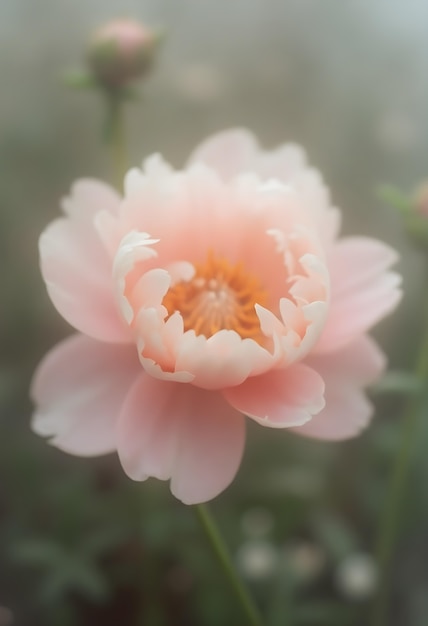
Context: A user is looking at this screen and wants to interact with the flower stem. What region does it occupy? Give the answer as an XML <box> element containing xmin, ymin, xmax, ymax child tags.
<box><xmin>194</xmin><ymin>503</ymin><xmax>264</xmax><ymax>626</ymax></box>
<box><xmin>371</xmin><ymin>304</ymin><xmax>428</xmax><ymax>626</ymax></box>
<box><xmin>104</xmin><ymin>91</ymin><xmax>129</xmax><ymax>191</ymax></box>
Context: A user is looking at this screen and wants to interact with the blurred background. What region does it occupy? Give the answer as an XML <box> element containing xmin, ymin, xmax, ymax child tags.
<box><xmin>1</xmin><ymin>1</ymin><xmax>428</xmax><ymax>624</ymax></box>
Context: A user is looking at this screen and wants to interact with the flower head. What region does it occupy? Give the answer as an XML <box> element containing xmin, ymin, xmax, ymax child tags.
<box><xmin>31</xmin><ymin>129</ymin><xmax>401</xmax><ymax>504</ymax></box>
<box><xmin>86</xmin><ymin>18</ymin><xmax>158</xmax><ymax>89</ymax></box>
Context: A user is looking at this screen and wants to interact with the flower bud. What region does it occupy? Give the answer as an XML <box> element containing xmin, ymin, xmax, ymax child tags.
<box><xmin>86</xmin><ymin>18</ymin><xmax>158</xmax><ymax>90</ymax></box>
<box><xmin>382</xmin><ymin>183</ymin><xmax>428</xmax><ymax>250</ymax></box>
<box><xmin>404</xmin><ymin>183</ymin><xmax>428</xmax><ymax>249</ymax></box>
<box><xmin>414</xmin><ymin>182</ymin><xmax>428</xmax><ymax>217</ymax></box>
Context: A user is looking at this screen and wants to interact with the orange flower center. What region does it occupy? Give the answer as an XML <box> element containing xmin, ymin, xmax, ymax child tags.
<box><xmin>163</xmin><ymin>253</ymin><xmax>268</xmax><ymax>343</ymax></box>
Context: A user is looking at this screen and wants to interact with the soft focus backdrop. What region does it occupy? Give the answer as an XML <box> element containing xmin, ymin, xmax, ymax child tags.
<box><xmin>1</xmin><ymin>1</ymin><xmax>428</xmax><ymax>625</ymax></box>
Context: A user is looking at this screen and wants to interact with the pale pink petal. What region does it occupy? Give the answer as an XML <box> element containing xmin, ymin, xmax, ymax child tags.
<box><xmin>291</xmin><ymin>389</ymin><xmax>373</xmax><ymax>440</ymax></box>
<box><xmin>62</xmin><ymin>179</ymin><xmax>121</xmax><ymax>220</ymax></box>
<box><xmin>112</xmin><ymin>231</ymin><xmax>161</xmax><ymax>325</ymax></box>
<box><xmin>40</xmin><ymin>178</ymin><xmax>125</xmax><ymax>342</ymax></box>
<box><xmin>136</xmin><ymin>309</ymin><xmax>195</xmax><ymax>382</ymax></box>
<box><xmin>292</xmin><ymin>335</ymin><xmax>385</xmax><ymax>440</ymax></box>
<box><xmin>124</xmin><ymin>155</ymin><xmax>174</xmax><ymax>196</ymax></box>
<box><xmin>138</xmin><ymin>355</ymin><xmax>194</xmax><ymax>382</ymax></box>
<box><xmin>256</xmin><ymin>300</ymin><xmax>329</xmax><ymax>369</ymax></box>
<box><xmin>290</xmin><ymin>171</ymin><xmax>341</xmax><ymax>249</ymax></box>
<box><xmin>264</xmin><ymin>168</ymin><xmax>341</xmax><ymax>249</ymax></box>
<box><xmin>315</xmin><ymin>237</ymin><xmax>402</xmax><ymax>352</ymax></box>
<box><xmin>188</xmin><ymin>128</ymin><xmax>259</xmax><ymax>179</ymax></box>
<box><xmin>310</xmin><ymin>334</ymin><xmax>386</xmax><ymax>385</ymax></box>
<box><xmin>117</xmin><ymin>376</ymin><xmax>245</xmax><ymax>504</ymax></box>
<box><xmin>256</xmin><ymin>143</ymin><xmax>308</xmax><ymax>179</ymax></box>
<box><xmin>223</xmin><ymin>364</ymin><xmax>325</xmax><ymax>428</ymax></box>
<box><xmin>188</xmin><ymin>130</ymin><xmax>340</xmax><ymax>249</ymax></box>
<box><xmin>31</xmin><ymin>334</ymin><xmax>141</xmax><ymax>456</ymax></box>
<box><xmin>175</xmin><ymin>331</ymin><xmax>277</xmax><ymax>390</ymax></box>
<box><xmin>188</xmin><ymin>129</ymin><xmax>307</xmax><ymax>184</ymax></box>
<box><xmin>40</xmin><ymin>218</ymin><xmax>130</xmax><ymax>342</ymax></box>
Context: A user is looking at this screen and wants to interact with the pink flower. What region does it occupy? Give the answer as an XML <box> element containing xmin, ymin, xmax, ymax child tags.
<box><xmin>31</xmin><ymin>129</ymin><xmax>401</xmax><ymax>504</ymax></box>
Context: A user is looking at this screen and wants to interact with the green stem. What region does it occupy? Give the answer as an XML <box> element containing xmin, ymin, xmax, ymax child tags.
<box><xmin>371</xmin><ymin>303</ymin><xmax>428</xmax><ymax>626</ymax></box>
<box><xmin>194</xmin><ymin>503</ymin><xmax>264</xmax><ymax>626</ymax></box>
<box><xmin>105</xmin><ymin>91</ymin><xmax>128</xmax><ymax>190</ymax></box>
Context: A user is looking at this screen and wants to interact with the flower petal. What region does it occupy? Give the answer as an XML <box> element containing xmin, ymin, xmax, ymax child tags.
<box><xmin>112</xmin><ymin>231</ymin><xmax>161</xmax><ymax>325</ymax></box>
<box><xmin>40</xmin><ymin>180</ymin><xmax>129</xmax><ymax>343</ymax></box>
<box><xmin>31</xmin><ymin>334</ymin><xmax>141</xmax><ymax>456</ymax></box>
<box><xmin>117</xmin><ymin>376</ymin><xmax>245</xmax><ymax>504</ymax></box>
<box><xmin>40</xmin><ymin>220</ymin><xmax>129</xmax><ymax>343</ymax></box>
<box><xmin>62</xmin><ymin>179</ymin><xmax>121</xmax><ymax>220</ymax></box>
<box><xmin>188</xmin><ymin>128</ymin><xmax>309</xmax><ymax>185</ymax></box>
<box><xmin>292</xmin><ymin>335</ymin><xmax>385</xmax><ymax>440</ymax></box>
<box><xmin>188</xmin><ymin>128</ymin><xmax>259</xmax><ymax>178</ymax></box>
<box><xmin>223</xmin><ymin>364</ymin><xmax>325</xmax><ymax>428</ymax></box>
<box><xmin>315</xmin><ymin>237</ymin><xmax>402</xmax><ymax>352</ymax></box>
<box><xmin>175</xmin><ymin>331</ymin><xmax>276</xmax><ymax>390</ymax></box>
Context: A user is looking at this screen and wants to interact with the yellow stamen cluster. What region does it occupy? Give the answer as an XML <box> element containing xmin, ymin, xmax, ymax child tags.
<box><xmin>163</xmin><ymin>252</ymin><xmax>267</xmax><ymax>342</ymax></box>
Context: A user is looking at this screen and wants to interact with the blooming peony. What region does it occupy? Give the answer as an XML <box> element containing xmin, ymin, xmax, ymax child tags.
<box><xmin>31</xmin><ymin>129</ymin><xmax>401</xmax><ymax>504</ymax></box>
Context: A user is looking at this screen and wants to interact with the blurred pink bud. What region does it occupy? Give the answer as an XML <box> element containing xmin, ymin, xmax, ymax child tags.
<box><xmin>87</xmin><ymin>18</ymin><xmax>158</xmax><ymax>89</ymax></box>
<box><xmin>414</xmin><ymin>182</ymin><xmax>428</xmax><ymax>217</ymax></box>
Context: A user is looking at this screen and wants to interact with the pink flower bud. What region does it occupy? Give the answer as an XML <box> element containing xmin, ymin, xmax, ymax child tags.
<box><xmin>87</xmin><ymin>18</ymin><xmax>158</xmax><ymax>89</ymax></box>
<box><xmin>414</xmin><ymin>182</ymin><xmax>428</xmax><ymax>217</ymax></box>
